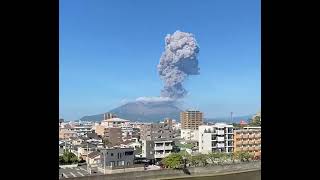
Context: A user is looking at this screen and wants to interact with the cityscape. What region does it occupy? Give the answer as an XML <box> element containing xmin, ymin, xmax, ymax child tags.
<box><xmin>59</xmin><ymin>111</ymin><xmax>261</xmax><ymax>179</ymax></box>
<box><xmin>59</xmin><ymin>0</ymin><xmax>261</xmax><ymax>179</ymax></box>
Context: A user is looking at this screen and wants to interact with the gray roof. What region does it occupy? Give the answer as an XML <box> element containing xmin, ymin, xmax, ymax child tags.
<box><xmin>88</xmin><ymin>151</ymin><xmax>101</xmax><ymax>158</ymax></box>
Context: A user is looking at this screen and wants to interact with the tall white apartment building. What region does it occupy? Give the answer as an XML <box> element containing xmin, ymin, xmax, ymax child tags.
<box><xmin>198</xmin><ymin>123</ymin><xmax>234</xmax><ymax>154</ymax></box>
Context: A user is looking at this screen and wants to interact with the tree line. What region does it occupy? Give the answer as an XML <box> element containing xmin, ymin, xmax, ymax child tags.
<box><xmin>161</xmin><ymin>151</ymin><xmax>257</xmax><ymax>169</ymax></box>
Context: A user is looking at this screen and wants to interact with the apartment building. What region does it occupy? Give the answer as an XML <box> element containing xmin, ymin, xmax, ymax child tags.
<box><xmin>233</xmin><ymin>126</ymin><xmax>261</xmax><ymax>157</ymax></box>
<box><xmin>198</xmin><ymin>123</ymin><xmax>234</xmax><ymax>154</ymax></box>
<box><xmin>95</xmin><ymin>126</ymin><xmax>123</xmax><ymax>146</ymax></box>
<box><xmin>59</xmin><ymin>129</ymin><xmax>77</xmax><ymax>139</ymax></box>
<box><xmin>140</xmin><ymin>122</ymin><xmax>174</xmax><ymax>141</ymax></box>
<box><xmin>101</xmin><ymin>118</ymin><xmax>133</xmax><ymax>140</ymax></box>
<box><xmin>141</xmin><ymin>139</ymin><xmax>175</xmax><ymax>161</ymax></box>
<box><xmin>181</xmin><ymin>110</ymin><xmax>203</xmax><ymax>129</ymax></box>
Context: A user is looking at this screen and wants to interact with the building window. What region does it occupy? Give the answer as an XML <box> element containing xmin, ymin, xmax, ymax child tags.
<box><xmin>111</xmin><ymin>153</ymin><xmax>114</xmax><ymax>156</ymax></box>
<box><xmin>125</xmin><ymin>151</ymin><xmax>134</xmax><ymax>156</ymax></box>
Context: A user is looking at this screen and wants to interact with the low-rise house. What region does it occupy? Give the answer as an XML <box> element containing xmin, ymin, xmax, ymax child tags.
<box><xmin>141</xmin><ymin>139</ymin><xmax>176</xmax><ymax>163</ymax></box>
<box><xmin>100</xmin><ymin>147</ymin><xmax>135</xmax><ymax>167</ymax></box>
<box><xmin>88</xmin><ymin>151</ymin><xmax>101</xmax><ymax>166</ymax></box>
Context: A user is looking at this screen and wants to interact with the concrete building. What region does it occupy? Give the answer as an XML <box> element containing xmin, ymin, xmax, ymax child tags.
<box><xmin>181</xmin><ymin>129</ymin><xmax>199</xmax><ymax>141</ymax></box>
<box><xmin>71</xmin><ymin>125</ymin><xmax>93</xmax><ymax>136</ymax></box>
<box><xmin>198</xmin><ymin>123</ymin><xmax>234</xmax><ymax>154</ymax></box>
<box><xmin>88</xmin><ymin>151</ymin><xmax>101</xmax><ymax>165</ymax></box>
<box><xmin>59</xmin><ymin>129</ymin><xmax>77</xmax><ymax>139</ymax></box>
<box><xmin>140</xmin><ymin>122</ymin><xmax>174</xmax><ymax>141</ymax></box>
<box><xmin>141</xmin><ymin>139</ymin><xmax>175</xmax><ymax>161</ymax></box>
<box><xmin>233</xmin><ymin>126</ymin><xmax>261</xmax><ymax>157</ymax></box>
<box><xmin>100</xmin><ymin>147</ymin><xmax>135</xmax><ymax>167</ymax></box>
<box><xmin>96</xmin><ymin>126</ymin><xmax>123</xmax><ymax>146</ymax></box>
<box><xmin>181</xmin><ymin>110</ymin><xmax>203</xmax><ymax>130</ymax></box>
<box><xmin>100</xmin><ymin>118</ymin><xmax>133</xmax><ymax>140</ymax></box>
<box><xmin>104</xmin><ymin>113</ymin><xmax>117</xmax><ymax>120</ymax></box>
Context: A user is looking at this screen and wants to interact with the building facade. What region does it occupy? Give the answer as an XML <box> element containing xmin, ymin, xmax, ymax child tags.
<box><xmin>59</xmin><ymin>129</ymin><xmax>77</xmax><ymax>139</ymax></box>
<box><xmin>140</xmin><ymin>122</ymin><xmax>174</xmax><ymax>141</ymax></box>
<box><xmin>96</xmin><ymin>126</ymin><xmax>123</xmax><ymax>146</ymax></box>
<box><xmin>141</xmin><ymin>139</ymin><xmax>175</xmax><ymax>161</ymax></box>
<box><xmin>181</xmin><ymin>129</ymin><xmax>199</xmax><ymax>141</ymax></box>
<box><xmin>100</xmin><ymin>118</ymin><xmax>133</xmax><ymax>140</ymax></box>
<box><xmin>233</xmin><ymin>126</ymin><xmax>261</xmax><ymax>157</ymax></box>
<box><xmin>180</xmin><ymin>110</ymin><xmax>203</xmax><ymax>129</ymax></box>
<box><xmin>100</xmin><ymin>147</ymin><xmax>135</xmax><ymax>167</ymax></box>
<box><xmin>198</xmin><ymin>123</ymin><xmax>234</xmax><ymax>154</ymax></box>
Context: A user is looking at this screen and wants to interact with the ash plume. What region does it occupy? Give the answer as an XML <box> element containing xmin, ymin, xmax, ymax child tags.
<box><xmin>157</xmin><ymin>30</ymin><xmax>200</xmax><ymax>99</ymax></box>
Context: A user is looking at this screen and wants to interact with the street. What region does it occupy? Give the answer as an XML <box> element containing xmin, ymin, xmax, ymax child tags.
<box><xmin>59</xmin><ymin>165</ymin><xmax>103</xmax><ymax>179</ymax></box>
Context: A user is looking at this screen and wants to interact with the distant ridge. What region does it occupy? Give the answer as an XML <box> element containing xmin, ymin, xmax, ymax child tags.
<box><xmin>80</xmin><ymin>100</ymin><xmax>183</xmax><ymax>122</ymax></box>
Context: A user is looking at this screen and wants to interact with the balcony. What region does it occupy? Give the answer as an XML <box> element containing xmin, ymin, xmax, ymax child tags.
<box><xmin>242</xmin><ymin>147</ymin><xmax>249</xmax><ymax>151</ymax></box>
<box><xmin>242</xmin><ymin>140</ymin><xmax>249</xmax><ymax>144</ymax></box>
<box><xmin>217</xmin><ymin>137</ymin><xmax>225</xmax><ymax>142</ymax></box>
<box><xmin>237</xmin><ymin>141</ymin><xmax>243</xmax><ymax>145</ymax></box>
<box><xmin>154</xmin><ymin>146</ymin><xmax>164</xmax><ymax>150</ymax></box>
<box><xmin>164</xmin><ymin>145</ymin><xmax>173</xmax><ymax>150</ymax></box>
<box><xmin>216</xmin><ymin>143</ymin><xmax>225</xmax><ymax>148</ymax></box>
<box><xmin>255</xmin><ymin>134</ymin><xmax>261</xmax><ymax>138</ymax></box>
<box><xmin>255</xmin><ymin>140</ymin><xmax>261</xmax><ymax>144</ymax></box>
<box><xmin>249</xmin><ymin>147</ymin><xmax>254</xmax><ymax>151</ymax></box>
<box><xmin>255</xmin><ymin>146</ymin><xmax>261</xmax><ymax>150</ymax></box>
<box><xmin>217</xmin><ymin>130</ymin><xmax>224</xmax><ymax>135</ymax></box>
<box><xmin>248</xmin><ymin>141</ymin><xmax>254</xmax><ymax>145</ymax></box>
<box><xmin>249</xmin><ymin>135</ymin><xmax>255</xmax><ymax>139</ymax></box>
<box><xmin>254</xmin><ymin>151</ymin><xmax>261</xmax><ymax>156</ymax></box>
<box><xmin>242</xmin><ymin>134</ymin><xmax>249</xmax><ymax>138</ymax></box>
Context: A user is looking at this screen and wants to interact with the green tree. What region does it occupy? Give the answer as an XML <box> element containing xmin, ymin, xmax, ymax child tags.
<box><xmin>234</xmin><ymin>151</ymin><xmax>252</xmax><ymax>162</ymax></box>
<box><xmin>207</xmin><ymin>152</ymin><xmax>220</xmax><ymax>164</ymax></box>
<box><xmin>194</xmin><ymin>154</ymin><xmax>208</xmax><ymax>167</ymax></box>
<box><xmin>188</xmin><ymin>155</ymin><xmax>199</xmax><ymax>167</ymax></box>
<box><xmin>161</xmin><ymin>153</ymin><xmax>183</xmax><ymax>169</ymax></box>
<box><xmin>60</xmin><ymin>151</ymin><xmax>78</xmax><ymax>165</ymax></box>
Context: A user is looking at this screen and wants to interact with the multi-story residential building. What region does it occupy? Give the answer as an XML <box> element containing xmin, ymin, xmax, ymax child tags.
<box><xmin>181</xmin><ymin>110</ymin><xmax>203</xmax><ymax>129</ymax></box>
<box><xmin>140</xmin><ymin>122</ymin><xmax>174</xmax><ymax>141</ymax></box>
<box><xmin>100</xmin><ymin>147</ymin><xmax>135</xmax><ymax>167</ymax></box>
<box><xmin>95</xmin><ymin>126</ymin><xmax>123</xmax><ymax>146</ymax></box>
<box><xmin>101</xmin><ymin>117</ymin><xmax>130</xmax><ymax>127</ymax></box>
<box><xmin>71</xmin><ymin>125</ymin><xmax>93</xmax><ymax>136</ymax></box>
<box><xmin>181</xmin><ymin>129</ymin><xmax>199</xmax><ymax>141</ymax></box>
<box><xmin>100</xmin><ymin>118</ymin><xmax>133</xmax><ymax>140</ymax></box>
<box><xmin>59</xmin><ymin>129</ymin><xmax>77</xmax><ymax>139</ymax></box>
<box><xmin>141</xmin><ymin>139</ymin><xmax>175</xmax><ymax>162</ymax></box>
<box><xmin>233</xmin><ymin>126</ymin><xmax>261</xmax><ymax>157</ymax></box>
<box><xmin>198</xmin><ymin>123</ymin><xmax>234</xmax><ymax>154</ymax></box>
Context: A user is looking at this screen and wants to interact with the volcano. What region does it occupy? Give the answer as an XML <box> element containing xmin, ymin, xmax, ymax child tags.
<box><xmin>80</xmin><ymin>101</ymin><xmax>183</xmax><ymax>122</ymax></box>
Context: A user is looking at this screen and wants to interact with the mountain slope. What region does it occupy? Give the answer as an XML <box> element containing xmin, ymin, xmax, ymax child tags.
<box><xmin>80</xmin><ymin>101</ymin><xmax>183</xmax><ymax>122</ymax></box>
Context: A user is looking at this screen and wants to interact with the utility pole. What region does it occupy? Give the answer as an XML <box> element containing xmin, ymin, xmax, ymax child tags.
<box><xmin>87</xmin><ymin>142</ymin><xmax>90</xmax><ymax>174</ymax></box>
<box><xmin>103</xmin><ymin>151</ymin><xmax>106</xmax><ymax>174</ymax></box>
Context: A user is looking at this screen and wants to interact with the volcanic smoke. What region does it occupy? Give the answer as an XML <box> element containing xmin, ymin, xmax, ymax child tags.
<box><xmin>157</xmin><ymin>30</ymin><xmax>200</xmax><ymax>99</ymax></box>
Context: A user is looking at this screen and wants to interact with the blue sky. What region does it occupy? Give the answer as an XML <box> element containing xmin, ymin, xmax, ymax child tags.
<box><xmin>59</xmin><ymin>0</ymin><xmax>261</xmax><ymax>120</ymax></box>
